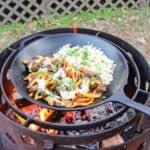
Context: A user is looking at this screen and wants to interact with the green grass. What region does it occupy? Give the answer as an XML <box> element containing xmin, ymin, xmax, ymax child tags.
<box><xmin>54</xmin><ymin>8</ymin><xmax>124</xmax><ymax>25</ymax></box>
<box><xmin>34</xmin><ymin>8</ymin><xmax>126</xmax><ymax>31</ymax></box>
<box><xmin>0</xmin><ymin>7</ymin><xmax>149</xmax><ymax>35</ymax></box>
<box><xmin>0</xmin><ymin>7</ymin><xmax>150</xmax><ymax>34</ymax></box>
<box><xmin>0</xmin><ymin>23</ymin><xmax>26</xmax><ymax>35</ymax></box>
<box><xmin>0</xmin><ymin>8</ymin><xmax>126</xmax><ymax>35</ymax></box>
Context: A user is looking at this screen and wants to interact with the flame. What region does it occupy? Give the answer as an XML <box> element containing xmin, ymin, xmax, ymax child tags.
<box><xmin>48</xmin><ymin>129</ymin><xmax>59</xmax><ymax>134</ymax></box>
<box><xmin>72</xmin><ymin>17</ymin><xmax>78</xmax><ymax>33</ymax></box>
<box><xmin>15</xmin><ymin>113</ymin><xmax>25</xmax><ymax>124</ymax></box>
<box><xmin>39</xmin><ymin>108</ymin><xmax>55</xmax><ymax>121</ymax></box>
<box><xmin>72</xmin><ymin>27</ymin><xmax>78</xmax><ymax>33</ymax></box>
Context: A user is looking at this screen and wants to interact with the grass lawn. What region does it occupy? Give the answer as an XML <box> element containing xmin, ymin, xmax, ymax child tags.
<box><xmin>0</xmin><ymin>7</ymin><xmax>150</xmax><ymax>62</ymax></box>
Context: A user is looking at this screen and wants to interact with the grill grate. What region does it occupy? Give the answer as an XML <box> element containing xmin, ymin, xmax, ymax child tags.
<box><xmin>0</xmin><ymin>28</ymin><xmax>149</xmax><ymax>149</ymax></box>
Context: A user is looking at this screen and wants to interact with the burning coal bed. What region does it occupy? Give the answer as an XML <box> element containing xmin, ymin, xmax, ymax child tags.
<box><xmin>0</xmin><ymin>72</ymin><xmax>135</xmax><ymax>137</ymax></box>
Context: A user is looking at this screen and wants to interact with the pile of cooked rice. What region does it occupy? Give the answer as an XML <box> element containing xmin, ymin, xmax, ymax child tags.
<box><xmin>54</xmin><ymin>44</ymin><xmax>115</xmax><ymax>85</ymax></box>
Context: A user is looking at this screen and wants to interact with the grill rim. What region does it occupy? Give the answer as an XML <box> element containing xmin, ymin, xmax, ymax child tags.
<box><xmin>0</xmin><ymin>27</ymin><xmax>149</xmax><ymax>146</ymax></box>
<box><xmin>0</xmin><ymin>28</ymin><xmax>142</xmax><ymax>130</ymax></box>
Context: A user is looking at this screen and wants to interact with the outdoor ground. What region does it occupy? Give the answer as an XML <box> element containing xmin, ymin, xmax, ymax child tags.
<box><xmin>0</xmin><ymin>7</ymin><xmax>149</xmax><ymax>63</ymax></box>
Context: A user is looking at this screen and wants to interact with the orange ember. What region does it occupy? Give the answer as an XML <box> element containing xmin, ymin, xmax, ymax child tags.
<box><xmin>64</xmin><ymin>111</ymin><xmax>74</xmax><ymax>123</ymax></box>
<box><xmin>4</xmin><ymin>78</ymin><xmax>17</xmax><ymax>104</ymax></box>
<box><xmin>3</xmin><ymin>76</ymin><xmax>60</xmax><ymax>134</ymax></box>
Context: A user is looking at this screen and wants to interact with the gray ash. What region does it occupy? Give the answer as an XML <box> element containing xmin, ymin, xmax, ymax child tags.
<box><xmin>63</xmin><ymin>108</ymin><xmax>135</xmax><ymax>136</ymax></box>
<box><xmin>57</xmin><ymin>102</ymin><xmax>124</xmax><ymax>125</ymax></box>
<box><xmin>86</xmin><ymin>102</ymin><xmax>117</xmax><ymax>121</ymax></box>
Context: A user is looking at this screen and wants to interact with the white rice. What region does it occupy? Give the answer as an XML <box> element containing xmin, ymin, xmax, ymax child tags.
<box><xmin>54</xmin><ymin>44</ymin><xmax>115</xmax><ymax>85</ymax></box>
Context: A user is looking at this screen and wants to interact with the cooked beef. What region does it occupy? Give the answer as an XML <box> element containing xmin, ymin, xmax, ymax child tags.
<box><xmin>96</xmin><ymin>84</ymin><xmax>107</xmax><ymax>92</ymax></box>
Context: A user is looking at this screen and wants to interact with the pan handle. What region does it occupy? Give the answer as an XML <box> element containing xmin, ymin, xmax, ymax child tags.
<box><xmin>19</xmin><ymin>34</ymin><xmax>48</xmax><ymax>51</ymax></box>
<box><xmin>138</xmin><ymin>89</ymin><xmax>150</xmax><ymax>98</ymax></box>
<box><xmin>112</xmin><ymin>90</ymin><xmax>150</xmax><ymax>116</ymax></box>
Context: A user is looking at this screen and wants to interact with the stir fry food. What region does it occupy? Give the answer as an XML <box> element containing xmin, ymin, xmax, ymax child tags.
<box><xmin>22</xmin><ymin>45</ymin><xmax>115</xmax><ymax>107</ymax></box>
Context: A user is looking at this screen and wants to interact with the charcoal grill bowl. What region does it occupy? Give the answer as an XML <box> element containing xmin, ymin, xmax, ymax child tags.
<box><xmin>0</xmin><ymin>28</ymin><xmax>149</xmax><ymax>148</ymax></box>
<box><xmin>0</xmin><ymin>28</ymin><xmax>147</xmax><ymax>131</ymax></box>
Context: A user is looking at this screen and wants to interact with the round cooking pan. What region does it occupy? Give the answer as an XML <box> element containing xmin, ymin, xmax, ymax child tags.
<box><xmin>0</xmin><ymin>40</ymin><xmax>139</xmax><ymax>131</ymax></box>
<box><xmin>1</xmin><ymin>33</ymin><xmax>150</xmax><ymax>115</ymax></box>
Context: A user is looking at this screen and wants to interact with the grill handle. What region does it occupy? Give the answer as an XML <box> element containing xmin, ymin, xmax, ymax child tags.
<box><xmin>19</xmin><ymin>34</ymin><xmax>48</xmax><ymax>51</ymax></box>
<box><xmin>111</xmin><ymin>90</ymin><xmax>150</xmax><ymax>116</ymax></box>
